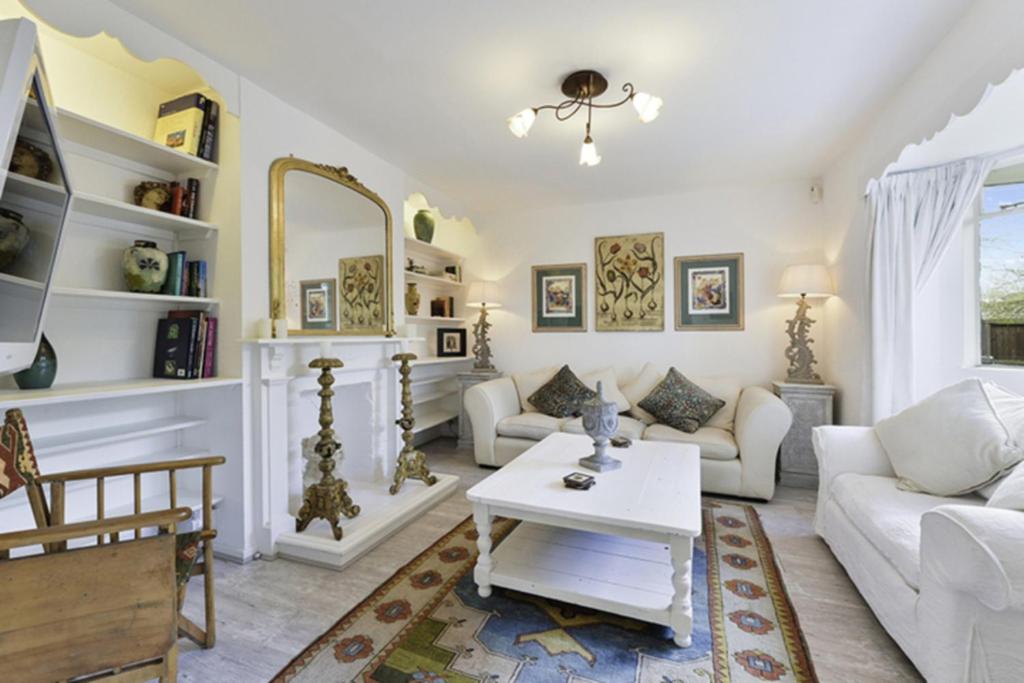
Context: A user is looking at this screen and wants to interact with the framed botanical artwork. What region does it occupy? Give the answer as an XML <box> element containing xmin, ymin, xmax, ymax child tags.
<box><xmin>436</xmin><ymin>327</ymin><xmax>467</xmax><ymax>357</ymax></box>
<box><xmin>675</xmin><ymin>253</ymin><xmax>745</xmax><ymax>330</ymax></box>
<box><xmin>594</xmin><ymin>232</ymin><xmax>664</xmax><ymax>331</ymax></box>
<box><xmin>299</xmin><ymin>278</ymin><xmax>337</xmax><ymax>332</ymax></box>
<box><xmin>338</xmin><ymin>254</ymin><xmax>386</xmax><ymax>335</ymax></box>
<box><xmin>531</xmin><ymin>263</ymin><xmax>586</xmax><ymax>332</ymax></box>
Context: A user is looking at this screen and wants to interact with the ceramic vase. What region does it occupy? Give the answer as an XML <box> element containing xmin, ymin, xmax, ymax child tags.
<box><xmin>405</xmin><ymin>282</ymin><xmax>421</xmax><ymax>315</ymax></box>
<box><xmin>0</xmin><ymin>207</ymin><xmax>29</xmax><ymax>270</ymax></box>
<box><xmin>413</xmin><ymin>209</ymin><xmax>435</xmax><ymax>244</ymax></box>
<box><xmin>122</xmin><ymin>240</ymin><xmax>169</xmax><ymax>293</ymax></box>
<box><xmin>579</xmin><ymin>381</ymin><xmax>622</xmax><ymax>472</ymax></box>
<box><xmin>14</xmin><ymin>333</ymin><xmax>57</xmax><ymax>389</ymax></box>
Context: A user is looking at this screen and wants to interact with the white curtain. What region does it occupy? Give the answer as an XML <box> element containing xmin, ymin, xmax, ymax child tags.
<box><xmin>867</xmin><ymin>158</ymin><xmax>995</xmax><ymax>423</ymax></box>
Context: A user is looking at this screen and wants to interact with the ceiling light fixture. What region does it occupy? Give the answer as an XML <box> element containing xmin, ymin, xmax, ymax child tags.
<box><xmin>507</xmin><ymin>69</ymin><xmax>662</xmax><ymax>167</ymax></box>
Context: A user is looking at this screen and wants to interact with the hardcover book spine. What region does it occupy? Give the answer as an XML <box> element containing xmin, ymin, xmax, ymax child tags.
<box><xmin>198</xmin><ymin>260</ymin><xmax>207</xmax><ymax>298</ymax></box>
<box><xmin>170</xmin><ymin>182</ymin><xmax>184</xmax><ymax>216</ymax></box>
<box><xmin>163</xmin><ymin>251</ymin><xmax>186</xmax><ymax>296</ymax></box>
<box><xmin>186</xmin><ymin>178</ymin><xmax>200</xmax><ymax>219</ymax></box>
<box><xmin>184</xmin><ymin>317</ymin><xmax>199</xmax><ymax>379</ymax></box>
<box><xmin>199</xmin><ymin>100</ymin><xmax>219</xmax><ymax>161</ymax></box>
<box><xmin>182</xmin><ymin>261</ymin><xmax>191</xmax><ymax>298</ymax></box>
<box><xmin>194</xmin><ymin>313</ymin><xmax>207</xmax><ymax>378</ymax></box>
<box><xmin>203</xmin><ymin>317</ymin><xmax>217</xmax><ymax>378</ymax></box>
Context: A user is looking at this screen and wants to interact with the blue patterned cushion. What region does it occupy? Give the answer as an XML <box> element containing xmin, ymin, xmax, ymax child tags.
<box><xmin>528</xmin><ymin>365</ymin><xmax>597</xmax><ymax>418</ymax></box>
<box><xmin>638</xmin><ymin>367</ymin><xmax>725</xmax><ymax>433</ymax></box>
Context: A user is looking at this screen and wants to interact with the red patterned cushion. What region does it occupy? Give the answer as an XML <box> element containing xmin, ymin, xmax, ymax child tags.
<box><xmin>0</xmin><ymin>421</ymin><xmax>27</xmax><ymax>499</ymax></box>
<box><xmin>0</xmin><ymin>410</ymin><xmax>40</xmax><ymax>499</ymax></box>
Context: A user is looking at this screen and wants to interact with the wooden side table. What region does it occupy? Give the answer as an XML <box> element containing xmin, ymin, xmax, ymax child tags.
<box><xmin>772</xmin><ymin>381</ymin><xmax>836</xmax><ymax>488</ymax></box>
<box><xmin>457</xmin><ymin>370</ymin><xmax>502</xmax><ymax>449</ymax></box>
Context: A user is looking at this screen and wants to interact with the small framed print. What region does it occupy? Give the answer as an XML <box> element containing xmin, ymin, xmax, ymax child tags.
<box><xmin>531</xmin><ymin>263</ymin><xmax>586</xmax><ymax>332</ymax></box>
<box><xmin>675</xmin><ymin>253</ymin><xmax>744</xmax><ymax>330</ymax></box>
<box><xmin>300</xmin><ymin>278</ymin><xmax>337</xmax><ymax>331</ymax></box>
<box><xmin>436</xmin><ymin>327</ymin><xmax>467</xmax><ymax>357</ymax></box>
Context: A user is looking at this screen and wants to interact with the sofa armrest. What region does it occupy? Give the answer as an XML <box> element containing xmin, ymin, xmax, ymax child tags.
<box><xmin>734</xmin><ymin>386</ymin><xmax>792</xmax><ymax>501</ymax></box>
<box><xmin>464</xmin><ymin>377</ymin><xmax>521</xmax><ymax>466</ymax></box>
<box><xmin>921</xmin><ymin>505</ymin><xmax>1024</xmax><ymax>612</ymax></box>
<box><xmin>812</xmin><ymin>425</ymin><xmax>894</xmax><ymax>535</ymax></box>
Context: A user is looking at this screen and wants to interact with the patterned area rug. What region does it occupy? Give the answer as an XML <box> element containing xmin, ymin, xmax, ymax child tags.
<box><xmin>274</xmin><ymin>500</ymin><xmax>816</xmax><ymax>682</ymax></box>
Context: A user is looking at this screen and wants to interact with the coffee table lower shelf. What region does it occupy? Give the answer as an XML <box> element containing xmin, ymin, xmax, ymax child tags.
<box><xmin>478</xmin><ymin>521</ymin><xmax>691</xmax><ymax>644</ymax></box>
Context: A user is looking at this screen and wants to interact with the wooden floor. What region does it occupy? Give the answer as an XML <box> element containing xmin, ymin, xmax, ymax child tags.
<box><xmin>179</xmin><ymin>439</ymin><xmax>922</xmax><ymax>682</ymax></box>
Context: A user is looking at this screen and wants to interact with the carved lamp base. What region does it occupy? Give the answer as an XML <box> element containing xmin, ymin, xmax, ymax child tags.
<box><xmin>783</xmin><ymin>295</ymin><xmax>823</xmax><ymax>385</ymax></box>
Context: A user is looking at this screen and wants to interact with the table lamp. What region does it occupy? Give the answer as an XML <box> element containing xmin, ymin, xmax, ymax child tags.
<box><xmin>777</xmin><ymin>265</ymin><xmax>833</xmax><ymax>384</ymax></box>
<box><xmin>466</xmin><ymin>281</ymin><xmax>501</xmax><ymax>372</ymax></box>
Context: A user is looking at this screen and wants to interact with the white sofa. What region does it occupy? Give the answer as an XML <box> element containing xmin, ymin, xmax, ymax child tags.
<box><xmin>464</xmin><ymin>368</ymin><xmax>792</xmax><ymax>501</ymax></box>
<box><xmin>814</xmin><ymin>425</ymin><xmax>1024</xmax><ymax>683</ymax></box>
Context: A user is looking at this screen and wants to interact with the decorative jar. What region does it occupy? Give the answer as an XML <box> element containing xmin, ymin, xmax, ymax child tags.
<box><xmin>413</xmin><ymin>209</ymin><xmax>435</xmax><ymax>243</ymax></box>
<box><xmin>405</xmin><ymin>282</ymin><xmax>421</xmax><ymax>315</ymax></box>
<box><xmin>579</xmin><ymin>381</ymin><xmax>622</xmax><ymax>472</ymax></box>
<box><xmin>122</xmin><ymin>240</ymin><xmax>169</xmax><ymax>293</ymax></box>
<box><xmin>0</xmin><ymin>208</ymin><xmax>29</xmax><ymax>270</ymax></box>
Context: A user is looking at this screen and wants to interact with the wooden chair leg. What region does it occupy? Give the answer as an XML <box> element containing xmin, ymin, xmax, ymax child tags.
<box><xmin>162</xmin><ymin>643</ymin><xmax>178</xmax><ymax>682</ymax></box>
<box><xmin>202</xmin><ymin>538</ymin><xmax>216</xmax><ymax>648</ymax></box>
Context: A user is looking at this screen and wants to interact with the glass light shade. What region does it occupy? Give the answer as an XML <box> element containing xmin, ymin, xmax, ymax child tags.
<box><xmin>632</xmin><ymin>92</ymin><xmax>663</xmax><ymax>123</ymax></box>
<box><xmin>507</xmin><ymin>108</ymin><xmax>536</xmax><ymax>138</ymax></box>
<box><xmin>467</xmin><ymin>281</ymin><xmax>502</xmax><ymax>308</ymax></box>
<box><xmin>579</xmin><ymin>137</ymin><xmax>601</xmax><ymax>166</ymax></box>
<box><xmin>778</xmin><ymin>264</ymin><xmax>834</xmax><ymax>298</ymax></box>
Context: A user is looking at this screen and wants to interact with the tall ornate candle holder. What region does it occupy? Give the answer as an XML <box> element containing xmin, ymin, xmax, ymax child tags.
<box><xmin>390</xmin><ymin>352</ymin><xmax>438</xmax><ymax>494</ymax></box>
<box><xmin>296</xmin><ymin>357</ymin><xmax>360</xmax><ymax>540</ymax></box>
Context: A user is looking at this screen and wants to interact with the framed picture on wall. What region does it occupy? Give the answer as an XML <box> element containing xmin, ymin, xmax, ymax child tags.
<box><xmin>300</xmin><ymin>278</ymin><xmax>337</xmax><ymax>331</ymax></box>
<box><xmin>436</xmin><ymin>327</ymin><xmax>467</xmax><ymax>357</ymax></box>
<box><xmin>674</xmin><ymin>253</ymin><xmax>745</xmax><ymax>330</ymax></box>
<box><xmin>531</xmin><ymin>263</ymin><xmax>587</xmax><ymax>332</ymax></box>
<box><xmin>594</xmin><ymin>232</ymin><xmax>665</xmax><ymax>331</ymax></box>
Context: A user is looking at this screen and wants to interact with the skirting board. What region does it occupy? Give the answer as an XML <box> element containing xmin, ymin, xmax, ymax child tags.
<box><xmin>274</xmin><ymin>473</ymin><xmax>459</xmax><ymax>570</ymax></box>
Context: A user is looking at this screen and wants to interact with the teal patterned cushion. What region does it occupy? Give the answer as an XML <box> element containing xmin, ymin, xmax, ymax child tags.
<box><xmin>528</xmin><ymin>365</ymin><xmax>597</xmax><ymax>418</ymax></box>
<box><xmin>638</xmin><ymin>367</ymin><xmax>725</xmax><ymax>433</ymax></box>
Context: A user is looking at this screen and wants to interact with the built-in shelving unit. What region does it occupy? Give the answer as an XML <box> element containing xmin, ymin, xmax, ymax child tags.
<box><xmin>0</xmin><ymin>51</ymin><xmax>245</xmax><ymax>559</ymax></box>
<box><xmin>402</xmin><ymin>231</ymin><xmax>472</xmax><ymax>446</ymax></box>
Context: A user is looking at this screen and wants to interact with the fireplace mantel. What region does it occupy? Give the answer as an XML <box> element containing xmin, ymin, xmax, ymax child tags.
<box><xmin>245</xmin><ymin>336</ymin><xmax>459</xmax><ymax>568</ymax></box>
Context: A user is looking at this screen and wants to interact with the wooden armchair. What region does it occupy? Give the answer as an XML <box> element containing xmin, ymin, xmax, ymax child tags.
<box><xmin>2</xmin><ymin>408</ymin><xmax>225</xmax><ymax>649</ymax></box>
<box><xmin>0</xmin><ymin>507</ymin><xmax>192</xmax><ymax>682</ymax></box>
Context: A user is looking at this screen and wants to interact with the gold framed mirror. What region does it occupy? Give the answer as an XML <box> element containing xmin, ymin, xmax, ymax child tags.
<box><xmin>269</xmin><ymin>156</ymin><xmax>395</xmax><ymax>336</ymax></box>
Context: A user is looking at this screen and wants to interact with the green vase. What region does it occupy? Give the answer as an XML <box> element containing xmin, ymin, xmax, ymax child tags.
<box><xmin>413</xmin><ymin>209</ymin><xmax>435</xmax><ymax>244</ymax></box>
<box><xmin>14</xmin><ymin>333</ymin><xmax>57</xmax><ymax>389</ymax></box>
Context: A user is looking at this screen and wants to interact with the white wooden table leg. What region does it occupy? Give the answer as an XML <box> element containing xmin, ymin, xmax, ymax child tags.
<box><xmin>669</xmin><ymin>535</ymin><xmax>694</xmax><ymax>647</ymax></box>
<box><xmin>473</xmin><ymin>504</ymin><xmax>493</xmax><ymax>598</ymax></box>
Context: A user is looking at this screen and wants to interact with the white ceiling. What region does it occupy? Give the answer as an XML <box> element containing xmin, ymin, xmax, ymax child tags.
<box><xmin>100</xmin><ymin>0</ymin><xmax>970</xmax><ymax>212</ymax></box>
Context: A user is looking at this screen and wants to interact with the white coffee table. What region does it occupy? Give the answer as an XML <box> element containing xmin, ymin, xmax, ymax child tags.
<box><xmin>465</xmin><ymin>432</ymin><xmax>702</xmax><ymax>646</ymax></box>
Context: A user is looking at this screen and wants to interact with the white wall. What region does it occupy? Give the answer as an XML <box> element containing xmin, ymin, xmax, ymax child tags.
<box><xmin>822</xmin><ymin>0</ymin><xmax>1024</xmax><ymax>423</ymax></box>
<box><xmin>466</xmin><ymin>181</ymin><xmax>825</xmax><ymax>387</ymax></box>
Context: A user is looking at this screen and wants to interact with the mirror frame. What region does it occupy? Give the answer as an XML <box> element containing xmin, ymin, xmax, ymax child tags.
<box><xmin>269</xmin><ymin>156</ymin><xmax>395</xmax><ymax>337</ymax></box>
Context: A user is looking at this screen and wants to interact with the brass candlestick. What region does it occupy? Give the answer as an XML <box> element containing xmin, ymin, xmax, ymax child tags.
<box><xmin>296</xmin><ymin>357</ymin><xmax>360</xmax><ymax>540</ymax></box>
<box><xmin>390</xmin><ymin>352</ymin><xmax>438</xmax><ymax>495</ymax></box>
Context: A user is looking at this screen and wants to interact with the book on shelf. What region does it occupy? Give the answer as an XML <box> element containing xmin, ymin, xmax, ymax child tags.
<box><xmin>163</xmin><ymin>251</ymin><xmax>186</xmax><ymax>296</ymax></box>
<box><xmin>430</xmin><ymin>296</ymin><xmax>455</xmax><ymax>318</ymax></box>
<box><xmin>152</xmin><ymin>92</ymin><xmax>218</xmax><ymax>160</ymax></box>
<box><xmin>184</xmin><ymin>178</ymin><xmax>200</xmax><ymax>219</ymax></box>
<box><xmin>154</xmin><ymin>310</ymin><xmax>217</xmax><ymax>379</ymax></box>
<box><xmin>153</xmin><ymin>93</ymin><xmax>206</xmax><ymax>156</ymax></box>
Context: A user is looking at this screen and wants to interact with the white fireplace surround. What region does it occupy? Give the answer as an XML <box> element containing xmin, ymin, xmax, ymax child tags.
<box><xmin>245</xmin><ymin>336</ymin><xmax>458</xmax><ymax>569</ymax></box>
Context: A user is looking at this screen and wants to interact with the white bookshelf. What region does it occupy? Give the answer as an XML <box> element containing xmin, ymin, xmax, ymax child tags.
<box><xmin>1</xmin><ymin>79</ymin><xmax>246</xmax><ymax>559</ymax></box>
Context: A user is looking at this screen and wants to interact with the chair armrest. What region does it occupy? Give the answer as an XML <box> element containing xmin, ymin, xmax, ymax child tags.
<box><xmin>465</xmin><ymin>377</ymin><xmax>521</xmax><ymax>466</ymax></box>
<box><xmin>0</xmin><ymin>508</ymin><xmax>193</xmax><ymax>552</ymax></box>
<box><xmin>734</xmin><ymin>386</ymin><xmax>792</xmax><ymax>501</ymax></box>
<box><xmin>921</xmin><ymin>505</ymin><xmax>1024</xmax><ymax>611</ymax></box>
<box><xmin>35</xmin><ymin>455</ymin><xmax>226</xmax><ymax>484</ymax></box>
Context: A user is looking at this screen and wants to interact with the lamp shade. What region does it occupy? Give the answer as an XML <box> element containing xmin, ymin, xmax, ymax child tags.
<box><xmin>467</xmin><ymin>281</ymin><xmax>502</xmax><ymax>308</ymax></box>
<box><xmin>778</xmin><ymin>265</ymin><xmax>833</xmax><ymax>298</ymax></box>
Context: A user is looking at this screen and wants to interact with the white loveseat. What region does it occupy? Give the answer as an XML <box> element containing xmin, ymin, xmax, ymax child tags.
<box><xmin>464</xmin><ymin>365</ymin><xmax>792</xmax><ymax>501</ymax></box>
<box><xmin>814</xmin><ymin>425</ymin><xmax>1024</xmax><ymax>682</ymax></box>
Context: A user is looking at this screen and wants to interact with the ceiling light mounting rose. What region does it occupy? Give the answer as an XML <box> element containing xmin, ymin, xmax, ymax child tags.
<box><xmin>507</xmin><ymin>69</ymin><xmax>663</xmax><ymax>167</ymax></box>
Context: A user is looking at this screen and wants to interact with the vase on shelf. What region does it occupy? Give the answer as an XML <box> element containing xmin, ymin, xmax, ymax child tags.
<box><xmin>413</xmin><ymin>209</ymin><xmax>435</xmax><ymax>244</ymax></box>
<box><xmin>405</xmin><ymin>282</ymin><xmax>421</xmax><ymax>316</ymax></box>
<box><xmin>0</xmin><ymin>208</ymin><xmax>29</xmax><ymax>270</ymax></box>
<box><xmin>14</xmin><ymin>334</ymin><xmax>56</xmax><ymax>389</ymax></box>
<box><xmin>122</xmin><ymin>240</ymin><xmax>169</xmax><ymax>293</ymax></box>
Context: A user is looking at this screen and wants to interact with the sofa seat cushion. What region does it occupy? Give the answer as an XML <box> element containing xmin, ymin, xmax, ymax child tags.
<box><xmin>831</xmin><ymin>473</ymin><xmax>985</xmax><ymax>590</ymax></box>
<box><xmin>561</xmin><ymin>416</ymin><xmax>646</xmax><ymax>441</ymax></box>
<box><xmin>642</xmin><ymin>424</ymin><xmax>738</xmax><ymax>461</ymax></box>
<box><xmin>496</xmin><ymin>413</ymin><xmax>568</xmax><ymax>440</ymax></box>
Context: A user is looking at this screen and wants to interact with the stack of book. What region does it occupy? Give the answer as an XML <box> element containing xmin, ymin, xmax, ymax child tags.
<box><xmin>153</xmin><ymin>310</ymin><xmax>217</xmax><ymax>380</ymax></box>
<box><xmin>169</xmin><ymin>178</ymin><xmax>201</xmax><ymax>219</ymax></box>
<box><xmin>163</xmin><ymin>252</ymin><xmax>208</xmax><ymax>298</ymax></box>
<box><xmin>430</xmin><ymin>296</ymin><xmax>456</xmax><ymax>318</ymax></box>
<box><xmin>151</xmin><ymin>92</ymin><xmax>219</xmax><ymax>161</ymax></box>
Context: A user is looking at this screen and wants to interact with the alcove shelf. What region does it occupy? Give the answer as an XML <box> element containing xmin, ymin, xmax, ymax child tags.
<box><xmin>404</xmin><ymin>271</ymin><xmax>463</xmax><ymax>288</ymax></box>
<box><xmin>0</xmin><ymin>377</ymin><xmax>242</xmax><ymax>409</ymax></box>
<box><xmin>51</xmin><ymin>286</ymin><xmax>220</xmax><ymax>309</ymax></box>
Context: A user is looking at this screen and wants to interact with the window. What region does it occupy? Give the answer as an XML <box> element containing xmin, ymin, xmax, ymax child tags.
<box><xmin>979</xmin><ymin>165</ymin><xmax>1024</xmax><ymax>365</ymax></box>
